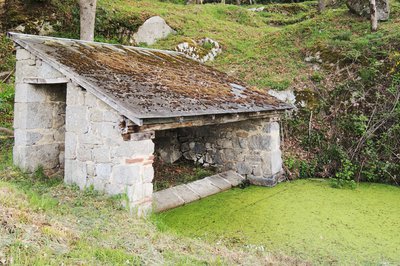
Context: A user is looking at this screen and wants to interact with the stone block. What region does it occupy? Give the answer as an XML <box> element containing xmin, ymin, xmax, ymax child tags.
<box><xmin>180</xmin><ymin>142</ymin><xmax>190</xmax><ymax>152</ymax></box>
<box><xmin>87</xmin><ymin>176</ymin><xmax>107</xmax><ymax>191</ymax></box>
<box><xmin>112</xmin><ymin>164</ymin><xmax>142</xmax><ymax>185</ymax></box>
<box><xmin>224</xmin><ymin>149</ymin><xmax>236</xmax><ymax>161</ymax></box>
<box><xmin>270</xmin><ymin>150</ymin><xmax>283</xmax><ymax>175</ymax></box>
<box><xmin>221</xmin><ymin>140</ymin><xmax>233</xmax><ymax>149</ymax></box>
<box><xmin>157</xmin><ymin>144</ymin><xmax>182</xmax><ymax>164</ymax></box>
<box><xmin>143</xmin><ymin>183</ymin><xmax>153</xmax><ymax>198</ymax></box>
<box><xmin>96</xmin><ymin>163</ymin><xmax>112</xmax><ymax>179</ymax></box>
<box><xmin>59</xmin><ymin>151</ymin><xmax>65</xmax><ymax>169</ymax></box>
<box><xmin>67</xmin><ymin>161</ymin><xmax>87</xmax><ymax>189</ymax></box>
<box><xmin>206</xmin><ymin>175</ymin><xmax>232</xmax><ymax>191</ymax></box>
<box><xmin>77</xmin><ymin>147</ymin><xmax>92</xmax><ymax>161</ymax></box>
<box><xmin>105</xmin><ymin>182</ymin><xmax>125</xmax><ymax>195</ymax></box>
<box><xmin>91</xmin><ymin>122</ymin><xmax>119</xmax><ymax>139</ymax></box>
<box><xmin>264</xmin><ymin>122</ymin><xmax>280</xmax><ymax>134</ymax></box>
<box><xmin>14</xmin><ymin>102</ymin><xmax>54</xmax><ymax>129</ymax></box>
<box><xmin>92</xmin><ymin>147</ymin><xmax>111</xmax><ymax>163</ymax></box>
<box><xmin>65</xmin><ymin>106</ymin><xmax>88</xmax><ymax>134</ymax></box>
<box><xmin>127</xmin><ymin>184</ymin><xmax>142</xmax><ymax>203</ymax></box>
<box><xmin>237</xmin><ymin>137</ymin><xmax>248</xmax><ymax>149</ymax></box>
<box><xmin>53</xmin><ymin>126</ymin><xmax>65</xmax><ymax>142</ymax></box>
<box><xmin>15</xmin><ymin>61</ymin><xmax>38</xmax><ymax>83</ymax></box>
<box><xmin>248</xmin><ymin>135</ymin><xmax>271</xmax><ymax>151</ymax></box>
<box><xmin>87</xmin><ymin>162</ymin><xmax>95</xmax><ymax>177</ymax></box>
<box><xmin>111</xmin><ymin>139</ymin><xmax>154</xmax><ymax>157</ymax></box>
<box><xmin>186</xmin><ymin>178</ymin><xmax>221</xmax><ymax>198</ymax></box>
<box><xmin>248</xmin><ymin>176</ymin><xmax>278</xmax><ymax>187</ymax></box>
<box><xmin>142</xmin><ymin>165</ymin><xmax>154</xmax><ymax>183</ymax></box>
<box><xmin>219</xmin><ymin>171</ymin><xmax>245</xmax><ymax>186</ymax></box>
<box><xmin>14</xmin><ymin>129</ymin><xmax>43</xmax><ymax>146</ymax></box>
<box><xmin>66</xmin><ymin>83</ymin><xmax>85</xmax><ymax>106</ymax></box>
<box><xmin>65</xmin><ymin>132</ymin><xmax>77</xmax><ymax>159</ymax></box>
<box><xmin>153</xmin><ymin>188</ymin><xmax>185</xmax><ymax>212</ymax></box>
<box><xmin>252</xmin><ymin>164</ymin><xmax>263</xmax><ymax>177</ymax></box>
<box><xmin>14</xmin><ymin>83</ymin><xmax>48</xmax><ymax>103</ymax></box>
<box><xmin>103</xmin><ymin>110</ymin><xmax>122</xmax><ymax>123</ymax></box>
<box><xmin>270</xmin><ymin>134</ymin><xmax>280</xmax><ymax>151</ymax></box>
<box><xmin>13</xmin><ymin>144</ymin><xmax>60</xmax><ymax>173</ymax></box>
<box><xmin>37</xmin><ymin>62</ymin><xmax>64</xmax><ymax>79</ymax></box>
<box><xmin>36</xmin><ymin>132</ymin><xmax>55</xmax><ymax>145</ymax></box>
<box><xmin>172</xmin><ymin>184</ymin><xmax>201</xmax><ymax>203</ymax></box>
<box><xmin>85</xmin><ymin>92</ymin><xmax>98</xmax><ymax>107</ymax></box>
<box><xmin>236</xmin><ymin>161</ymin><xmax>252</xmax><ymax>175</ymax></box>
<box><xmin>78</xmin><ymin>134</ymin><xmax>103</xmax><ymax>146</ymax></box>
<box><xmin>261</xmin><ymin>158</ymin><xmax>272</xmax><ymax>176</ymax></box>
<box><xmin>245</xmin><ymin>155</ymin><xmax>262</xmax><ymax>163</ymax></box>
<box><xmin>90</xmin><ymin>110</ymin><xmax>104</xmax><ymax>122</ymax></box>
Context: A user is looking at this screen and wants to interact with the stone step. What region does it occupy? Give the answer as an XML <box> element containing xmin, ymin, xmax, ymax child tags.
<box><xmin>153</xmin><ymin>171</ymin><xmax>245</xmax><ymax>212</ymax></box>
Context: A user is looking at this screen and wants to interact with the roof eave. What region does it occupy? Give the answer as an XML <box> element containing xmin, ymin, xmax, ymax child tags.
<box><xmin>134</xmin><ymin>109</ymin><xmax>289</xmax><ymax>132</ymax></box>
<box><xmin>9</xmin><ymin>32</ymin><xmax>144</xmax><ymax>126</ymax></box>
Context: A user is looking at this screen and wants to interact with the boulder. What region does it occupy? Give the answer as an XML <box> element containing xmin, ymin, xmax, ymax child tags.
<box><xmin>132</xmin><ymin>16</ymin><xmax>175</xmax><ymax>45</ymax></box>
<box><xmin>346</xmin><ymin>0</ymin><xmax>389</xmax><ymax>21</ymax></box>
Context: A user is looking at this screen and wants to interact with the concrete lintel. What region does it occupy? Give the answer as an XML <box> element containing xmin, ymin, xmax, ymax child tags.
<box><xmin>23</xmin><ymin>77</ymin><xmax>70</xmax><ymax>84</ymax></box>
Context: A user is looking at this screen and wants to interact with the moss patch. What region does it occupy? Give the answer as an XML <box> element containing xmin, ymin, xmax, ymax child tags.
<box><xmin>155</xmin><ymin>179</ymin><xmax>400</xmax><ymax>264</ymax></box>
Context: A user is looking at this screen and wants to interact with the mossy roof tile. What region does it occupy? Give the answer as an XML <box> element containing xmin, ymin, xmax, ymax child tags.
<box><xmin>10</xmin><ymin>33</ymin><xmax>292</xmax><ymax>125</ymax></box>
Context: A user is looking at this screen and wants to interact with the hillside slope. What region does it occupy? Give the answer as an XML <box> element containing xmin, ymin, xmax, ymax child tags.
<box><xmin>0</xmin><ymin>0</ymin><xmax>399</xmax><ymax>263</ymax></box>
<box><xmin>2</xmin><ymin>0</ymin><xmax>400</xmax><ymax>183</ymax></box>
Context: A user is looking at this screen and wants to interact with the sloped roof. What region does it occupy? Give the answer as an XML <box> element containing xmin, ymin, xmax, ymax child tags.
<box><xmin>10</xmin><ymin>33</ymin><xmax>291</xmax><ymax>126</ymax></box>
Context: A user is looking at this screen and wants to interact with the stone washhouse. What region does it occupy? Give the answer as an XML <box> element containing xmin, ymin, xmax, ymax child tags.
<box><xmin>10</xmin><ymin>33</ymin><xmax>292</xmax><ymax>216</ymax></box>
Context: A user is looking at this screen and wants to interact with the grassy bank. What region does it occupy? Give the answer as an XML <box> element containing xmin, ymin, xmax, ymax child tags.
<box><xmin>155</xmin><ymin>179</ymin><xmax>400</xmax><ymax>265</ymax></box>
<box><xmin>2</xmin><ymin>0</ymin><xmax>400</xmax><ymax>182</ymax></box>
<box><xmin>0</xmin><ymin>143</ymin><xmax>306</xmax><ymax>265</ymax></box>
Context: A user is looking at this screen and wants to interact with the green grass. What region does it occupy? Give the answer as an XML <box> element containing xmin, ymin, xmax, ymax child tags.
<box><xmin>155</xmin><ymin>179</ymin><xmax>400</xmax><ymax>265</ymax></box>
<box><xmin>0</xmin><ymin>144</ymin><xmax>298</xmax><ymax>265</ymax></box>
<box><xmin>89</xmin><ymin>0</ymin><xmax>400</xmax><ymax>91</ymax></box>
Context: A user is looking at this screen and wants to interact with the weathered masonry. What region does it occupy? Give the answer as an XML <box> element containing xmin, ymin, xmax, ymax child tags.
<box><xmin>10</xmin><ymin>33</ymin><xmax>292</xmax><ymax>216</ymax></box>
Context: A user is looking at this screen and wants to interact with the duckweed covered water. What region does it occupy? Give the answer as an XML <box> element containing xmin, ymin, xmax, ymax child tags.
<box><xmin>155</xmin><ymin>179</ymin><xmax>400</xmax><ymax>264</ymax></box>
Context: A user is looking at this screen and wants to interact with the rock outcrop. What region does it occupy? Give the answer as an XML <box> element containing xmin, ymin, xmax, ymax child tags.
<box><xmin>346</xmin><ymin>0</ymin><xmax>389</xmax><ymax>21</ymax></box>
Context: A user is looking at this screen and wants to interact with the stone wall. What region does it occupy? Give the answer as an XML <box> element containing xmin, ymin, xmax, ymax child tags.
<box><xmin>13</xmin><ymin>48</ymin><xmax>66</xmax><ymax>173</ymax></box>
<box><xmin>14</xmin><ymin>47</ymin><xmax>155</xmax><ymax>216</ymax></box>
<box><xmin>155</xmin><ymin>119</ymin><xmax>283</xmax><ymax>186</ymax></box>
<box><xmin>64</xmin><ymin>83</ymin><xmax>155</xmax><ymax>216</ymax></box>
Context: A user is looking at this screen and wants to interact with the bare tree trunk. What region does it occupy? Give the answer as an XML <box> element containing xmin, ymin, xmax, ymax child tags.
<box><xmin>221</xmin><ymin>0</ymin><xmax>225</xmax><ymax>3</ymax></box>
<box><xmin>370</xmin><ymin>0</ymin><xmax>378</xmax><ymax>31</ymax></box>
<box><xmin>236</xmin><ymin>0</ymin><xmax>241</xmax><ymax>5</ymax></box>
<box><xmin>318</xmin><ymin>0</ymin><xmax>325</xmax><ymax>13</ymax></box>
<box><xmin>79</xmin><ymin>0</ymin><xmax>97</xmax><ymax>41</ymax></box>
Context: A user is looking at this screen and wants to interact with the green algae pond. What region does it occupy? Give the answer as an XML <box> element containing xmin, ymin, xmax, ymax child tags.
<box><xmin>154</xmin><ymin>179</ymin><xmax>400</xmax><ymax>265</ymax></box>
